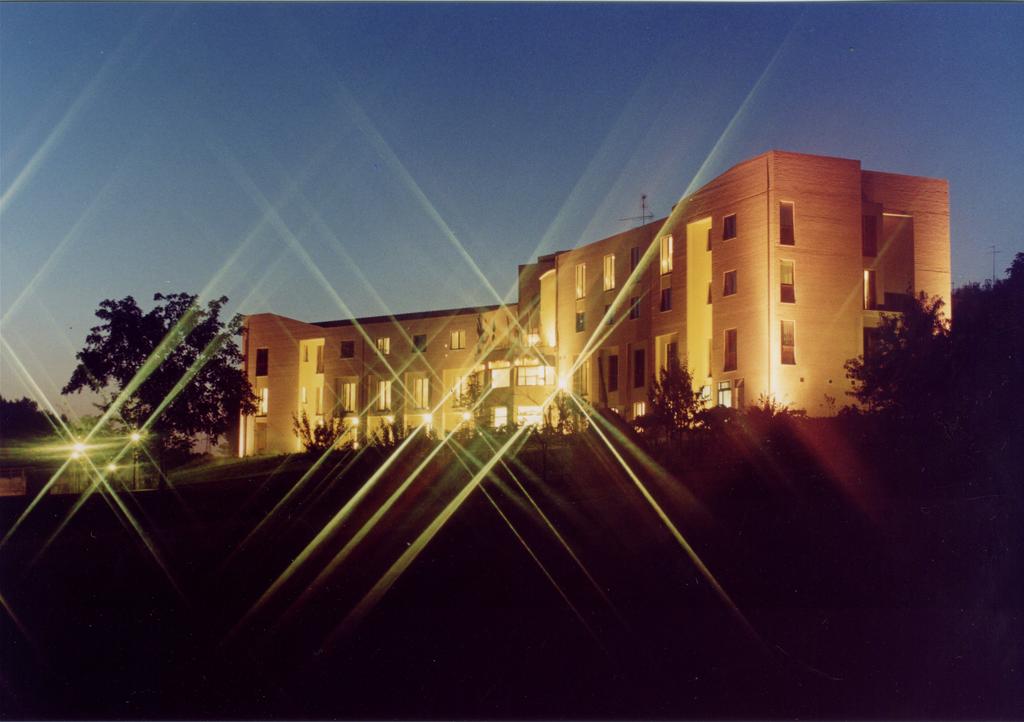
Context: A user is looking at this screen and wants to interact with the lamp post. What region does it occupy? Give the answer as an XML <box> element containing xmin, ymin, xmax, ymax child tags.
<box><xmin>129</xmin><ymin>431</ymin><xmax>141</xmax><ymax>490</ymax></box>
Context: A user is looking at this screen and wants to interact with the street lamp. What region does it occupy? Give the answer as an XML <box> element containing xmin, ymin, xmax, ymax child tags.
<box><xmin>129</xmin><ymin>431</ymin><xmax>141</xmax><ymax>489</ymax></box>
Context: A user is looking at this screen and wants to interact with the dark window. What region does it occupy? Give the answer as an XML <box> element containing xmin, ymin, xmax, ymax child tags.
<box><xmin>781</xmin><ymin>320</ymin><xmax>796</xmax><ymax>365</ymax></box>
<box><xmin>608</xmin><ymin>355</ymin><xmax>619</xmax><ymax>392</ymax></box>
<box><xmin>605</xmin><ymin>304</ymin><xmax>613</xmax><ymax>326</ymax></box>
<box><xmin>723</xmin><ymin>270</ymin><xmax>737</xmax><ymax>297</ymax></box>
<box><xmin>863</xmin><ymin>270</ymin><xmax>877</xmax><ymax>310</ymax></box>
<box><xmin>724</xmin><ymin>329</ymin><xmax>737</xmax><ymax>372</ymax></box>
<box><xmin>780</xmin><ymin>202</ymin><xmax>795</xmax><ymax>245</ymax></box>
<box><xmin>707</xmin><ymin>281</ymin><xmax>712</xmax><ymax>305</ymax></box>
<box><xmin>315</xmin><ymin>345</ymin><xmax>324</xmax><ymax>374</ymax></box>
<box><xmin>660</xmin><ymin>287</ymin><xmax>672</xmax><ymax>312</ymax></box>
<box><xmin>863</xmin><ymin>327</ymin><xmax>882</xmax><ymax>362</ymax></box>
<box><xmin>666</xmin><ymin>341</ymin><xmax>678</xmax><ymax>369</ymax></box>
<box><xmin>340</xmin><ymin>340</ymin><xmax>355</xmax><ymax>359</ymax></box>
<box><xmin>780</xmin><ymin>260</ymin><xmax>795</xmax><ymax>303</ymax></box>
<box><xmin>706</xmin><ymin>227</ymin><xmax>712</xmax><ymax>251</ymax></box>
<box><xmin>575</xmin><ymin>312</ymin><xmax>585</xmax><ymax>333</ymax></box>
<box><xmin>862</xmin><ymin>215</ymin><xmax>877</xmax><ymax>257</ymax></box>
<box><xmin>723</xmin><ymin>214</ymin><xmax>737</xmax><ymax>240</ymax></box>
<box><xmin>633</xmin><ymin>348</ymin><xmax>645</xmax><ymax>388</ymax></box>
<box><xmin>630</xmin><ymin>246</ymin><xmax>641</xmax><ymax>271</ymax></box>
<box><xmin>629</xmin><ymin>297</ymin><xmax>640</xmax><ymax>320</ymax></box>
<box><xmin>255</xmin><ymin>348</ymin><xmax>269</xmax><ymax>376</ymax></box>
<box><xmin>413</xmin><ymin>334</ymin><xmax>427</xmax><ymax>351</ymax></box>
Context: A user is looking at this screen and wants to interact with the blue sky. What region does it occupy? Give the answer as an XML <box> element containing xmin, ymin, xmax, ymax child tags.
<box><xmin>2</xmin><ymin>3</ymin><xmax>1022</xmax><ymax>415</ymax></box>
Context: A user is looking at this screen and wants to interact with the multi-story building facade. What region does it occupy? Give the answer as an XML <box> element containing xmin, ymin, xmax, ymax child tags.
<box><xmin>239</xmin><ymin>151</ymin><xmax>950</xmax><ymax>456</ymax></box>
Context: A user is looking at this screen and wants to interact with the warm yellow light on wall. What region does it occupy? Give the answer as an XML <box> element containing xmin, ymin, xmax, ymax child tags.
<box><xmin>349</xmin><ymin>417</ymin><xmax>360</xmax><ymax>427</ymax></box>
<box><xmin>461</xmin><ymin>411</ymin><xmax>472</xmax><ymax>422</ymax></box>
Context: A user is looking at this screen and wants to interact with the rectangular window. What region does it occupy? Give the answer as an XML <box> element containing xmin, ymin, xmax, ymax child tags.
<box><xmin>659</xmin><ymin>235</ymin><xmax>674</xmax><ymax>274</ymax></box>
<box><xmin>660</xmin><ymin>287</ymin><xmax>672</xmax><ymax>312</ymax></box>
<box><xmin>723</xmin><ymin>214</ymin><xmax>737</xmax><ymax>240</ymax></box>
<box><xmin>780</xmin><ymin>202</ymin><xmax>795</xmax><ymax>245</ymax></box>
<box><xmin>572</xmin><ymin>361</ymin><xmax>589</xmax><ymax>396</ymax></box>
<box><xmin>491</xmin><ymin>367</ymin><xmax>511</xmax><ymax>388</ymax></box>
<box><xmin>781</xmin><ymin>320</ymin><xmax>796</xmax><ymax>365</ymax></box>
<box><xmin>315</xmin><ymin>345</ymin><xmax>324</xmax><ymax>374</ymax></box>
<box><xmin>315</xmin><ymin>386</ymin><xmax>323</xmax><ymax>415</ymax></box>
<box><xmin>492</xmin><ymin>406</ymin><xmax>508</xmax><ymax>429</ymax></box>
<box><xmin>632</xmin><ymin>401</ymin><xmax>646</xmax><ymax>419</ymax></box>
<box><xmin>450</xmin><ymin>329</ymin><xmax>466</xmax><ymax>350</ymax></box>
<box><xmin>706</xmin><ymin>226</ymin><xmax>713</xmax><ymax>252</ymax></box>
<box><xmin>340</xmin><ymin>340</ymin><xmax>355</xmax><ymax>359</ymax></box>
<box><xmin>863</xmin><ymin>327</ymin><xmax>882</xmax><ymax>362</ymax></box>
<box><xmin>723</xmin><ymin>270</ymin><xmax>737</xmax><ymax>297</ymax></box>
<box><xmin>603</xmin><ymin>254</ymin><xmax>616</xmax><ymax>291</ymax></box>
<box><xmin>575</xmin><ymin>311</ymin><xmax>585</xmax><ymax>333</ymax></box>
<box><xmin>257</xmin><ymin>388</ymin><xmax>268</xmax><ymax>416</ymax></box>
<box><xmin>780</xmin><ymin>260</ymin><xmax>795</xmax><ymax>303</ymax></box>
<box><xmin>516</xmin><ymin>365</ymin><xmax>555</xmax><ymax>387</ymax></box>
<box><xmin>862</xmin><ymin>215</ymin><xmax>877</xmax><ymax>257</ymax></box>
<box><xmin>376</xmin><ymin>337</ymin><xmax>391</xmax><ymax>355</ymax></box>
<box><xmin>630</xmin><ymin>246</ymin><xmax>641</xmax><ymax>271</ymax></box>
<box><xmin>377</xmin><ymin>380</ymin><xmax>392</xmax><ymax>411</ymax></box>
<box><xmin>633</xmin><ymin>348</ymin><xmax>645</xmax><ymax>388</ymax></box>
<box><xmin>717</xmin><ymin>380</ymin><xmax>733</xmax><ymax>408</ymax></box>
<box><xmin>707</xmin><ymin>281</ymin><xmax>712</xmax><ymax>305</ymax></box>
<box><xmin>413</xmin><ymin>334</ymin><xmax>427</xmax><ymax>352</ymax></box>
<box><xmin>516</xmin><ymin>405</ymin><xmax>543</xmax><ymax>427</ymax></box>
<box><xmin>255</xmin><ymin>348</ymin><xmax>269</xmax><ymax>376</ymax></box>
<box><xmin>527</xmin><ymin>331</ymin><xmax>540</xmax><ymax>346</ymax></box>
<box><xmin>342</xmin><ymin>381</ymin><xmax>357</xmax><ymax>413</ymax></box>
<box><xmin>724</xmin><ymin>329</ymin><xmax>737</xmax><ymax>372</ymax></box>
<box><xmin>303</xmin><ymin>346</ymin><xmax>309</xmax><ymax>363</ymax></box>
<box><xmin>575</xmin><ymin>263</ymin><xmax>587</xmax><ymax>300</ymax></box>
<box><xmin>628</xmin><ymin>297</ymin><xmax>640</xmax><ymax>320</ymax></box>
<box><xmin>607</xmin><ymin>355</ymin><xmax>619</xmax><ymax>392</ymax></box>
<box><xmin>863</xmin><ymin>270</ymin><xmax>877</xmax><ymax>310</ymax></box>
<box><xmin>666</xmin><ymin>341</ymin><xmax>678</xmax><ymax>369</ymax></box>
<box><xmin>300</xmin><ymin>386</ymin><xmax>308</xmax><ymax>405</ymax></box>
<box><xmin>411</xmin><ymin>377</ymin><xmax>429</xmax><ymax>409</ymax></box>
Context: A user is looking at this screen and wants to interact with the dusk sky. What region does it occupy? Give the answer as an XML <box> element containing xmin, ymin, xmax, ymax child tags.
<box><xmin>2</xmin><ymin>3</ymin><xmax>1022</xmax><ymax>416</ymax></box>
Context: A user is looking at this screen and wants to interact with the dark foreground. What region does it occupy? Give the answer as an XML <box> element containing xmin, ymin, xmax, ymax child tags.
<box><xmin>1</xmin><ymin>417</ymin><xmax>1021</xmax><ymax>719</ymax></box>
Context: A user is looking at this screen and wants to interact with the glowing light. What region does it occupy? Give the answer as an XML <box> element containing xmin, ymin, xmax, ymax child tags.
<box><xmin>557</xmin><ymin>377</ymin><xmax>568</xmax><ymax>391</ymax></box>
<box><xmin>349</xmin><ymin>417</ymin><xmax>360</xmax><ymax>427</ymax></box>
<box><xmin>106</xmin><ymin>462</ymin><xmax>117</xmax><ymax>472</ymax></box>
<box><xmin>422</xmin><ymin>413</ymin><xmax>433</xmax><ymax>425</ymax></box>
<box><xmin>461</xmin><ymin>411</ymin><xmax>472</xmax><ymax>422</ymax></box>
<box><xmin>130</xmin><ymin>431</ymin><xmax>142</xmax><ymax>443</ymax></box>
<box><xmin>385</xmin><ymin>415</ymin><xmax>395</xmax><ymax>424</ymax></box>
<box><xmin>70</xmin><ymin>451</ymin><xmax>81</xmax><ymax>460</ymax></box>
<box><xmin>352</xmin><ymin>442</ymin><xmax>360</xmax><ymax>450</ymax></box>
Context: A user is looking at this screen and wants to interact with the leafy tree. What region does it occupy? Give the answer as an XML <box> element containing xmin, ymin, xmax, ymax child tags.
<box><xmin>62</xmin><ymin>293</ymin><xmax>257</xmax><ymax>464</ymax></box>
<box><xmin>292</xmin><ymin>411</ymin><xmax>347</xmax><ymax>453</ymax></box>
<box><xmin>641</xmin><ymin>358</ymin><xmax>703</xmax><ymax>444</ymax></box>
<box><xmin>0</xmin><ymin>396</ymin><xmax>63</xmax><ymax>440</ymax></box>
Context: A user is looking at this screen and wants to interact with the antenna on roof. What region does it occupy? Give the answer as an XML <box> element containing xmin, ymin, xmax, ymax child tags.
<box><xmin>989</xmin><ymin>245</ymin><xmax>1000</xmax><ymax>285</ymax></box>
<box><xmin>618</xmin><ymin>194</ymin><xmax>653</xmax><ymax>228</ymax></box>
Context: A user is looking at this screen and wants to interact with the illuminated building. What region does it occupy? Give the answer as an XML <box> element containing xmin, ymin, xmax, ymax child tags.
<box><xmin>239</xmin><ymin>151</ymin><xmax>950</xmax><ymax>455</ymax></box>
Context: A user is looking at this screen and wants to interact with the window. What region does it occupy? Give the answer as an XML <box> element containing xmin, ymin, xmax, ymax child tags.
<box><xmin>303</xmin><ymin>346</ymin><xmax>309</xmax><ymax>363</ymax></box>
<box><xmin>341</xmin><ymin>381</ymin><xmax>357</xmax><ymax>414</ymax></box>
<box><xmin>862</xmin><ymin>215</ymin><xmax>877</xmax><ymax>257</ymax></box>
<box><xmin>315</xmin><ymin>386</ymin><xmax>323</xmax><ymax>415</ymax></box>
<box><xmin>632</xmin><ymin>401</ymin><xmax>646</xmax><ymax>419</ymax></box>
<box><xmin>575</xmin><ymin>263</ymin><xmax>586</xmax><ymax>300</ymax></box>
<box><xmin>575</xmin><ymin>311</ymin><xmax>585</xmax><ymax>333</ymax></box>
<box><xmin>450</xmin><ymin>329</ymin><xmax>466</xmax><ymax>350</ymax></box>
<box><xmin>516</xmin><ymin>365</ymin><xmax>555</xmax><ymax>387</ymax></box>
<box><xmin>666</xmin><ymin>341</ymin><xmax>678</xmax><ymax>370</ymax></box>
<box><xmin>411</xmin><ymin>377</ymin><xmax>429</xmax><ymax>409</ymax></box>
<box><xmin>527</xmin><ymin>331</ymin><xmax>540</xmax><ymax>346</ymax></box>
<box><xmin>516</xmin><ymin>406</ymin><xmax>543</xmax><ymax>427</ymax></box>
<box><xmin>630</xmin><ymin>246</ymin><xmax>641</xmax><ymax>271</ymax></box>
<box><xmin>376</xmin><ymin>337</ymin><xmax>391</xmax><ymax>355</ymax></box>
<box><xmin>633</xmin><ymin>348</ymin><xmax>645</xmax><ymax>388</ymax></box>
<box><xmin>723</xmin><ymin>270</ymin><xmax>737</xmax><ymax>297</ymax></box>
<box><xmin>780</xmin><ymin>260</ymin><xmax>795</xmax><ymax>303</ymax></box>
<box><xmin>413</xmin><ymin>334</ymin><xmax>427</xmax><ymax>352</ymax></box>
<box><xmin>492</xmin><ymin>406</ymin><xmax>508</xmax><ymax>429</ymax></box>
<box><xmin>706</xmin><ymin>227</ymin><xmax>712</xmax><ymax>252</ymax></box>
<box><xmin>660</xmin><ymin>287</ymin><xmax>672</xmax><ymax>312</ymax></box>
<box><xmin>659</xmin><ymin>235</ymin><xmax>673</xmax><ymax>274</ymax></box>
<box><xmin>603</xmin><ymin>254</ymin><xmax>616</xmax><ymax>291</ymax></box>
<box><xmin>724</xmin><ymin>329</ymin><xmax>737</xmax><ymax>372</ymax></box>
<box><xmin>340</xmin><ymin>340</ymin><xmax>355</xmax><ymax>359</ymax></box>
<box><xmin>781</xmin><ymin>320</ymin><xmax>796</xmax><ymax>365</ymax></box>
<box><xmin>377</xmin><ymin>380</ymin><xmax>392</xmax><ymax>411</ymax></box>
<box><xmin>255</xmin><ymin>348</ymin><xmax>269</xmax><ymax>376</ymax></box>
<box><xmin>491</xmin><ymin>367</ymin><xmax>511</xmax><ymax>388</ymax></box>
<box><xmin>717</xmin><ymin>380</ymin><xmax>733</xmax><ymax>408</ymax></box>
<box><xmin>863</xmin><ymin>327</ymin><xmax>882</xmax><ymax>362</ymax></box>
<box><xmin>607</xmin><ymin>355</ymin><xmax>619</xmax><ymax>392</ymax></box>
<box><xmin>863</xmin><ymin>269</ymin><xmax>877</xmax><ymax>310</ymax></box>
<box><xmin>780</xmin><ymin>202</ymin><xmax>795</xmax><ymax>245</ymax></box>
<box><xmin>628</xmin><ymin>297</ymin><xmax>640</xmax><ymax>320</ymax></box>
<box><xmin>723</xmin><ymin>214</ymin><xmax>737</xmax><ymax>240</ymax></box>
<box><xmin>707</xmin><ymin>281</ymin><xmax>712</xmax><ymax>305</ymax></box>
<box><xmin>300</xmin><ymin>386</ymin><xmax>308</xmax><ymax>404</ymax></box>
<box><xmin>315</xmin><ymin>345</ymin><xmax>324</xmax><ymax>374</ymax></box>
<box><xmin>572</xmin><ymin>361</ymin><xmax>589</xmax><ymax>395</ymax></box>
<box><xmin>257</xmin><ymin>388</ymin><xmax>268</xmax><ymax>416</ymax></box>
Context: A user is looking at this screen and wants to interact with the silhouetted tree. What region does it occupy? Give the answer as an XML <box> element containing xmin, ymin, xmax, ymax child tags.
<box><xmin>0</xmin><ymin>396</ymin><xmax>63</xmax><ymax>440</ymax></box>
<box><xmin>62</xmin><ymin>293</ymin><xmax>256</xmax><ymax>466</ymax></box>
<box><xmin>640</xmin><ymin>358</ymin><xmax>703</xmax><ymax>445</ymax></box>
<box><xmin>292</xmin><ymin>410</ymin><xmax>347</xmax><ymax>453</ymax></box>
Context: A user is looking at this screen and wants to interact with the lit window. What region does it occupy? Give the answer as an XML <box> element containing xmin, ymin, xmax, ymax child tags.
<box><xmin>660</xmin><ymin>287</ymin><xmax>672</xmax><ymax>312</ymax></box>
<box><xmin>607</xmin><ymin>355</ymin><xmax>619</xmax><ymax>392</ymax></box>
<box><xmin>342</xmin><ymin>381</ymin><xmax>357</xmax><ymax>414</ymax></box>
<box><xmin>257</xmin><ymin>388</ymin><xmax>268</xmax><ymax>416</ymax></box>
<box><xmin>516</xmin><ymin>365</ymin><xmax>554</xmax><ymax>386</ymax></box>
<box><xmin>493</xmin><ymin>406</ymin><xmax>508</xmax><ymax>428</ymax></box>
<box><xmin>659</xmin><ymin>235</ymin><xmax>673</xmax><ymax>274</ymax></box>
<box><xmin>315</xmin><ymin>345</ymin><xmax>324</xmax><ymax>374</ymax></box>
<box><xmin>723</xmin><ymin>214</ymin><xmax>737</xmax><ymax>240</ymax></box>
<box><xmin>781</xmin><ymin>260</ymin><xmax>795</xmax><ymax>303</ymax></box>
<box><xmin>377</xmin><ymin>380</ymin><xmax>392</xmax><ymax>411</ymax></box>
<box><xmin>376</xmin><ymin>337</ymin><xmax>391</xmax><ymax>355</ymax></box>
<box><xmin>781</xmin><ymin>320</ymin><xmax>796</xmax><ymax>365</ymax></box>
<box><xmin>724</xmin><ymin>329</ymin><xmax>737</xmax><ymax>372</ymax></box>
<box><xmin>300</xmin><ymin>387</ymin><xmax>308</xmax><ymax>404</ymax></box>
<box><xmin>516</xmin><ymin>405</ymin><xmax>543</xmax><ymax>427</ymax></box>
<box><xmin>413</xmin><ymin>334</ymin><xmax>427</xmax><ymax>352</ymax></box>
<box><xmin>450</xmin><ymin>329</ymin><xmax>466</xmax><ymax>350</ymax></box>
<box><xmin>573</xmin><ymin>361</ymin><xmax>589</xmax><ymax>395</ymax></box>
<box><xmin>628</xmin><ymin>297</ymin><xmax>640</xmax><ymax>320</ymax></box>
<box><xmin>863</xmin><ymin>270</ymin><xmax>877</xmax><ymax>310</ymax></box>
<box><xmin>575</xmin><ymin>263</ymin><xmax>586</xmax><ymax>300</ymax></box>
<box><xmin>575</xmin><ymin>311</ymin><xmax>585</xmax><ymax>333</ymax></box>
<box><xmin>527</xmin><ymin>331</ymin><xmax>540</xmax><ymax>346</ymax></box>
<box><xmin>340</xmin><ymin>340</ymin><xmax>355</xmax><ymax>359</ymax></box>
<box><xmin>630</xmin><ymin>246</ymin><xmax>641</xmax><ymax>271</ymax></box>
<box><xmin>633</xmin><ymin>348</ymin><xmax>645</xmax><ymax>388</ymax></box>
<box><xmin>723</xmin><ymin>270</ymin><xmax>737</xmax><ymax>297</ymax></box>
<box><xmin>632</xmin><ymin>401</ymin><xmax>646</xmax><ymax>419</ymax></box>
<box><xmin>255</xmin><ymin>348</ymin><xmax>269</xmax><ymax>376</ymax></box>
<box><xmin>862</xmin><ymin>215</ymin><xmax>877</xmax><ymax>257</ymax></box>
<box><xmin>780</xmin><ymin>202</ymin><xmax>795</xmax><ymax>245</ymax></box>
<box><xmin>491</xmin><ymin>367</ymin><xmax>511</xmax><ymax>388</ymax></box>
<box><xmin>411</xmin><ymin>377</ymin><xmax>429</xmax><ymax>409</ymax></box>
<box><xmin>717</xmin><ymin>380</ymin><xmax>733</xmax><ymax>408</ymax></box>
<box><xmin>603</xmin><ymin>254</ymin><xmax>616</xmax><ymax>291</ymax></box>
